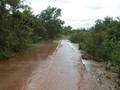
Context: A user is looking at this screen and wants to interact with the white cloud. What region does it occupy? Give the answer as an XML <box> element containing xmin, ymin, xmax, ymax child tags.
<box><xmin>26</xmin><ymin>0</ymin><xmax>120</xmax><ymax>29</ymax></box>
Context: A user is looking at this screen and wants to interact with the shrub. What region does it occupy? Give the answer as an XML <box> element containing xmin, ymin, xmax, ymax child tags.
<box><xmin>0</xmin><ymin>47</ymin><xmax>11</xmax><ymax>59</ymax></box>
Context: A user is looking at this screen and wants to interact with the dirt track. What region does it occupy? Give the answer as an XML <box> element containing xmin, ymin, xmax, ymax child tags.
<box><xmin>0</xmin><ymin>40</ymin><xmax>118</xmax><ymax>90</ymax></box>
<box><xmin>21</xmin><ymin>40</ymin><xmax>80</xmax><ymax>90</ymax></box>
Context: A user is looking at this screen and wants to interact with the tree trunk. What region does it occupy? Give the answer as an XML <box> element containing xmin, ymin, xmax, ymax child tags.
<box><xmin>118</xmin><ymin>68</ymin><xmax>120</xmax><ymax>79</ymax></box>
<box><xmin>118</xmin><ymin>74</ymin><xmax>120</xmax><ymax>79</ymax></box>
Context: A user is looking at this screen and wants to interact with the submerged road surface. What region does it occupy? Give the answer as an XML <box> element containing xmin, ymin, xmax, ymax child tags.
<box><xmin>0</xmin><ymin>40</ymin><xmax>108</xmax><ymax>90</ymax></box>
<box><xmin>22</xmin><ymin>40</ymin><xmax>81</xmax><ymax>90</ymax></box>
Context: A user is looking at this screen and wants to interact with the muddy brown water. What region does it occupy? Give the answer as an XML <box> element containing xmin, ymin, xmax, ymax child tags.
<box><xmin>0</xmin><ymin>40</ymin><xmax>119</xmax><ymax>90</ymax></box>
<box><xmin>0</xmin><ymin>41</ymin><xmax>58</xmax><ymax>90</ymax></box>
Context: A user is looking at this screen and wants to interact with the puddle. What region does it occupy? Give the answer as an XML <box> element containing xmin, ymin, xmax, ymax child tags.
<box><xmin>0</xmin><ymin>41</ymin><xmax>57</xmax><ymax>90</ymax></box>
<box><xmin>81</xmin><ymin>59</ymin><xmax>120</xmax><ymax>90</ymax></box>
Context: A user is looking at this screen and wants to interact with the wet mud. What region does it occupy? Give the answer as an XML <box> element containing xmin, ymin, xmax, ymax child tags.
<box><xmin>0</xmin><ymin>41</ymin><xmax>57</xmax><ymax>90</ymax></box>
<box><xmin>22</xmin><ymin>40</ymin><xmax>80</xmax><ymax>90</ymax></box>
<box><xmin>0</xmin><ymin>40</ymin><xmax>119</xmax><ymax>90</ymax></box>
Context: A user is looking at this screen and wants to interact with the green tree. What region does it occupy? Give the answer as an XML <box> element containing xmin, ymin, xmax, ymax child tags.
<box><xmin>69</xmin><ymin>16</ymin><xmax>120</xmax><ymax>78</ymax></box>
<box><xmin>0</xmin><ymin>0</ymin><xmax>33</xmax><ymax>58</ymax></box>
<box><xmin>62</xmin><ymin>26</ymin><xmax>72</xmax><ymax>35</ymax></box>
<box><xmin>39</xmin><ymin>6</ymin><xmax>64</xmax><ymax>39</ymax></box>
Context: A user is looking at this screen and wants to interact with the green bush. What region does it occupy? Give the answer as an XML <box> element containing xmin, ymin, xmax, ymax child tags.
<box><xmin>70</xmin><ymin>33</ymin><xmax>80</xmax><ymax>43</ymax></box>
<box><xmin>0</xmin><ymin>47</ymin><xmax>11</xmax><ymax>59</ymax></box>
<box><xmin>32</xmin><ymin>36</ymin><xmax>43</xmax><ymax>43</ymax></box>
<box><xmin>70</xmin><ymin>17</ymin><xmax>120</xmax><ymax>67</ymax></box>
<box><xmin>0</xmin><ymin>1</ymin><xmax>64</xmax><ymax>59</ymax></box>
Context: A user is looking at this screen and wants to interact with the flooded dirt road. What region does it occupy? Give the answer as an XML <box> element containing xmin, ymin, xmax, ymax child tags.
<box><xmin>0</xmin><ymin>40</ymin><xmax>119</xmax><ymax>90</ymax></box>
<box><xmin>0</xmin><ymin>41</ymin><xmax>57</xmax><ymax>90</ymax></box>
<box><xmin>21</xmin><ymin>40</ymin><xmax>80</xmax><ymax>90</ymax></box>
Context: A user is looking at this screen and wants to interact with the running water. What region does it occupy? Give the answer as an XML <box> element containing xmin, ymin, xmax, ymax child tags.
<box><xmin>0</xmin><ymin>40</ymin><xmax>119</xmax><ymax>90</ymax></box>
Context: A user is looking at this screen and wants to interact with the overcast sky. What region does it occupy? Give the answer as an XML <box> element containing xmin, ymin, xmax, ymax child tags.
<box><xmin>26</xmin><ymin>0</ymin><xmax>120</xmax><ymax>29</ymax></box>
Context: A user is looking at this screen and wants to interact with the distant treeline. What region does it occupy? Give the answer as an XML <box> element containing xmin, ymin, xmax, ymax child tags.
<box><xmin>0</xmin><ymin>0</ymin><xmax>64</xmax><ymax>59</ymax></box>
<box><xmin>70</xmin><ymin>17</ymin><xmax>120</xmax><ymax>77</ymax></box>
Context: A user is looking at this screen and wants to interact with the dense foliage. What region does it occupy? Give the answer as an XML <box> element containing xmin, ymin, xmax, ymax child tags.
<box><xmin>62</xmin><ymin>26</ymin><xmax>72</xmax><ymax>35</ymax></box>
<box><xmin>0</xmin><ymin>0</ymin><xmax>64</xmax><ymax>59</ymax></box>
<box><xmin>70</xmin><ymin>17</ymin><xmax>120</xmax><ymax>76</ymax></box>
